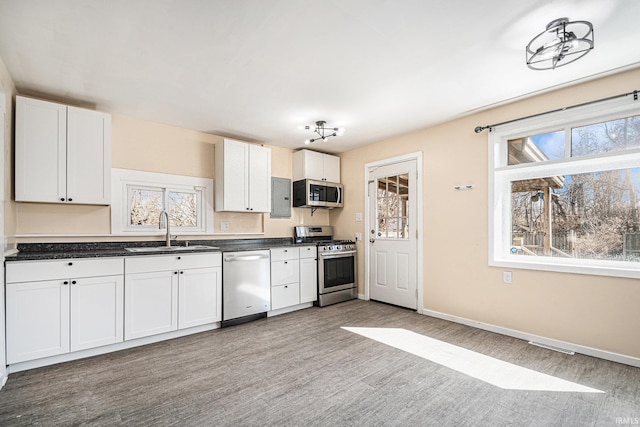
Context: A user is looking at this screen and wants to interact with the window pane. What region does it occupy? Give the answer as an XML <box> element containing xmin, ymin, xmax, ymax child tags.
<box><xmin>508</xmin><ymin>131</ymin><xmax>565</xmax><ymax>165</ymax></box>
<box><xmin>511</xmin><ymin>168</ymin><xmax>640</xmax><ymax>261</ymax></box>
<box><xmin>572</xmin><ymin>115</ymin><xmax>640</xmax><ymax>157</ymax></box>
<box><xmin>376</xmin><ymin>174</ymin><xmax>410</xmax><ymax>240</ymax></box>
<box><xmin>168</xmin><ymin>191</ymin><xmax>197</xmax><ymax>227</ymax></box>
<box><xmin>129</xmin><ymin>187</ymin><xmax>164</xmax><ymax>226</ymax></box>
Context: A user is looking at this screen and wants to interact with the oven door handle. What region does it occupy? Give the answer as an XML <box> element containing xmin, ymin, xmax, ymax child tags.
<box><xmin>319</xmin><ymin>250</ymin><xmax>357</xmax><ymax>258</ymax></box>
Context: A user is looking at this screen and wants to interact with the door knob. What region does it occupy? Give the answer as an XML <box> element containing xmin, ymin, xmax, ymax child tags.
<box><xmin>369</xmin><ymin>238</ymin><xmax>375</xmax><ymax>243</ymax></box>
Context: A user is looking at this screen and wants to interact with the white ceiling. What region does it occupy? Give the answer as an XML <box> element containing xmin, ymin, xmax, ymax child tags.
<box><xmin>1</xmin><ymin>0</ymin><xmax>639</xmax><ymax>154</ymax></box>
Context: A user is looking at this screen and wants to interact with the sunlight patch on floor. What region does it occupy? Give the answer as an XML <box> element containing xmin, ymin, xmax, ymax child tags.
<box><xmin>342</xmin><ymin>327</ymin><xmax>604</xmax><ymax>393</ymax></box>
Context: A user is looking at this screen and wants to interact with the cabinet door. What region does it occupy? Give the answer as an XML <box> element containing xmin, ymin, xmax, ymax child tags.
<box><xmin>322</xmin><ymin>154</ymin><xmax>341</xmax><ymax>183</ymax></box>
<box><xmin>6</xmin><ymin>280</ymin><xmax>70</xmax><ymax>364</ymax></box>
<box><xmin>124</xmin><ymin>271</ymin><xmax>178</xmax><ymax>340</ymax></box>
<box><xmin>216</xmin><ymin>139</ymin><xmax>248</xmax><ymax>211</ymax></box>
<box><xmin>271</xmin><ymin>247</ymin><xmax>299</xmax><ymax>261</ymax></box>
<box><xmin>248</xmin><ymin>144</ymin><xmax>271</xmax><ymax>212</ymax></box>
<box><xmin>178</xmin><ymin>267</ymin><xmax>222</xmax><ymax>329</ymax></box>
<box><xmin>300</xmin><ymin>256</ymin><xmax>318</xmax><ymax>303</ymax></box>
<box><xmin>303</xmin><ymin>150</ymin><xmax>325</xmax><ymax>181</ymax></box>
<box><xmin>271</xmin><ymin>259</ymin><xmax>299</xmax><ymax>286</ymax></box>
<box><xmin>67</xmin><ymin>106</ymin><xmax>111</xmax><ymax>204</ymax></box>
<box><xmin>271</xmin><ymin>283</ymin><xmax>300</xmax><ymax>310</ymax></box>
<box><xmin>15</xmin><ymin>96</ymin><xmax>67</xmax><ymax>203</ymax></box>
<box><xmin>70</xmin><ymin>275</ymin><xmax>124</xmax><ymax>352</ymax></box>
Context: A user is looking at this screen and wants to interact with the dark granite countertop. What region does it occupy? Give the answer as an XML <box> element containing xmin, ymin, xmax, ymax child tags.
<box><xmin>5</xmin><ymin>238</ymin><xmax>308</xmax><ymax>262</ymax></box>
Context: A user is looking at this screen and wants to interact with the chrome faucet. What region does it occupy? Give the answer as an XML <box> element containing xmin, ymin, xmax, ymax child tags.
<box><xmin>159</xmin><ymin>210</ymin><xmax>171</xmax><ymax>247</ymax></box>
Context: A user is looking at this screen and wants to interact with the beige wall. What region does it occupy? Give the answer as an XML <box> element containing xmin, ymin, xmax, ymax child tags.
<box><xmin>14</xmin><ymin>113</ymin><xmax>329</xmax><ymax>240</ymax></box>
<box><xmin>332</xmin><ymin>67</ymin><xmax>640</xmax><ymax>359</ymax></box>
<box><xmin>1</xmin><ymin>55</ymin><xmax>16</xmax><ymax>248</ymax></box>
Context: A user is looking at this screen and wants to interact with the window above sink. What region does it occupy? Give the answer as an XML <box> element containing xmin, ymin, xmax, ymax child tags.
<box><xmin>111</xmin><ymin>168</ymin><xmax>214</xmax><ymax>236</ymax></box>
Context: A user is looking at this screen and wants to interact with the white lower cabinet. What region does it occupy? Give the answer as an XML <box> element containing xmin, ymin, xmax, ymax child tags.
<box><xmin>6</xmin><ymin>280</ymin><xmax>70</xmax><ymax>364</ymax></box>
<box><xmin>124</xmin><ymin>253</ymin><xmax>222</xmax><ymax>340</ymax></box>
<box><xmin>271</xmin><ymin>283</ymin><xmax>300</xmax><ymax>310</ymax></box>
<box><xmin>124</xmin><ymin>271</ymin><xmax>177</xmax><ymax>340</ymax></box>
<box><xmin>70</xmin><ymin>275</ymin><xmax>124</xmax><ymax>352</ymax></box>
<box><xmin>5</xmin><ymin>258</ymin><xmax>124</xmax><ymax>364</ymax></box>
<box><xmin>178</xmin><ymin>267</ymin><xmax>222</xmax><ymax>329</ymax></box>
<box><xmin>270</xmin><ymin>246</ymin><xmax>317</xmax><ymax>311</ymax></box>
<box><xmin>300</xmin><ymin>253</ymin><xmax>318</xmax><ymax>303</ymax></box>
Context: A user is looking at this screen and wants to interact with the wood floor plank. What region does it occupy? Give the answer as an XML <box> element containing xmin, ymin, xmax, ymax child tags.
<box><xmin>0</xmin><ymin>300</ymin><xmax>638</xmax><ymax>426</ymax></box>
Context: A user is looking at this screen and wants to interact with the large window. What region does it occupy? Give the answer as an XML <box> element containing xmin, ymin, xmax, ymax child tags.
<box><xmin>111</xmin><ymin>169</ymin><xmax>213</xmax><ymax>235</ymax></box>
<box><xmin>489</xmin><ymin>97</ymin><xmax>640</xmax><ymax>278</ymax></box>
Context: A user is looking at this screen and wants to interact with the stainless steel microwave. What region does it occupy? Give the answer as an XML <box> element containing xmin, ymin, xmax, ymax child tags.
<box><xmin>293</xmin><ymin>179</ymin><xmax>343</xmax><ymax>209</ymax></box>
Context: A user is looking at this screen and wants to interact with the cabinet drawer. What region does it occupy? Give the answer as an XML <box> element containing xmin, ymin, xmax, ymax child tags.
<box><xmin>299</xmin><ymin>246</ymin><xmax>317</xmax><ymax>259</ymax></box>
<box><xmin>270</xmin><ymin>247</ymin><xmax>299</xmax><ymax>261</ymax></box>
<box><xmin>125</xmin><ymin>253</ymin><xmax>221</xmax><ymax>274</ymax></box>
<box><xmin>271</xmin><ymin>259</ymin><xmax>299</xmax><ymax>286</ymax></box>
<box><xmin>6</xmin><ymin>257</ymin><xmax>124</xmax><ymax>283</ymax></box>
<box><xmin>271</xmin><ymin>283</ymin><xmax>300</xmax><ymax>310</ymax></box>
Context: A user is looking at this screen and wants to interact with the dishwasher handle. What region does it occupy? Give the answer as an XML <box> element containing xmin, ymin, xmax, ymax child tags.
<box><xmin>224</xmin><ymin>253</ymin><xmax>270</xmax><ymax>262</ymax></box>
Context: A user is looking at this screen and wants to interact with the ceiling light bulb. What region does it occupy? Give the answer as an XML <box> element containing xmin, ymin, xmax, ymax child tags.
<box><xmin>304</xmin><ymin>139</ymin><xmax>311</xmax><ymax>145</ymax></box>
<box><xmin>322</xmin><ymin>137</ymin><xmax>328</xmax><ymax>142</ymax></box>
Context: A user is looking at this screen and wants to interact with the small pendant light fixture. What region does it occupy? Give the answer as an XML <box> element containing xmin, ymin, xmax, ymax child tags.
<box><xmin>302</xmin><ymin>120</ymin><xmax>345</xmax><ymax>144</ymax></box>
<box><xmin>526</xmin><ymin>17</ymin><xmax>594</xmax><ymax>70</ymax></box>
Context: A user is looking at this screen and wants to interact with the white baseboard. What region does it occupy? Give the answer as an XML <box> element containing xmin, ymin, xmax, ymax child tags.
<box><xmin>1</xmin><ymin>374</ymin><xmax>7</xmax><ymax>390</ymax></box>
<box><xmin>7</xmin><ymin>322</ymin><xmax>221</xmax><ymax>374</ymax></box>
<box><xmin>422</xmin><ymin>309</ymin><xmax>640</xmax><ymax>368</ymax></box>
<box><xmin>267</xmin><ymin>302</ymin><xmax>313</xmax><ymax>317</ymax></box>
<box><xmin>358</xmin><ymin>293</ymin><xmax>366</xmax><ymax>300</ymax></box>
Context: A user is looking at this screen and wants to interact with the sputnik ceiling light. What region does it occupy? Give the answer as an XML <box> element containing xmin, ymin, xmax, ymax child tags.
<box><xmin>526</xmin><ymin>17</ymin><xmax>594</xmax><ymax>70</ymax></box>
<box><xmin>302</xmin><ymin>120</ymin><xmax>345</xmax><ymax>144</ymax></box>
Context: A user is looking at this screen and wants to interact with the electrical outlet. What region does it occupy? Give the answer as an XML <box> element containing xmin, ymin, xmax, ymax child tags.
<box><xmin>503</xmin><ymin>271</ymin><xmax>513</xmax><ymax>284</ymax></box>
<box><xmin>355</xmin><ymin>232</ymin><xmax>362</xmax><ymax>241</ymax></box>
<box><xmin>220</xmin><ymin>221</ymin><xmax>230</xmax><ymax>231</ymax></box>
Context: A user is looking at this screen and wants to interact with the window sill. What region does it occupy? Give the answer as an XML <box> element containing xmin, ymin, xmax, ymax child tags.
<box><xmin>490</xmin><ymin>256</ymin><xmax>640</xmax><ymax>280</ymax></box>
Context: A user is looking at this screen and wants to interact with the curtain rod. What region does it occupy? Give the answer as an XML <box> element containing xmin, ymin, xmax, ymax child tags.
<box><xmin>474</xmin><ymin>89</ymin><xmax>639</xmax><ymax>133</ymax></box>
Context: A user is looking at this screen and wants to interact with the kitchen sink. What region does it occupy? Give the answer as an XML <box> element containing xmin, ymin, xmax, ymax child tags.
<box><xmin>125</xmin><ymin>245</ymin><xmax>219</xmax><ymax>253</ymax></box>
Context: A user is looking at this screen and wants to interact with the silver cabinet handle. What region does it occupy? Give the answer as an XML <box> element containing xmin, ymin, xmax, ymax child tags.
<box><xmin>224</xmin><ymin>254</ymin><xmax>269</xmax><ymax>262</ymax></box>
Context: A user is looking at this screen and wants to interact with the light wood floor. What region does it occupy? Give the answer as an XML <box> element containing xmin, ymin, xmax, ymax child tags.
<box><xmin>0</xmin><ymin>300</ymin><xmax>638</xmax><ymax>426</ymax></box>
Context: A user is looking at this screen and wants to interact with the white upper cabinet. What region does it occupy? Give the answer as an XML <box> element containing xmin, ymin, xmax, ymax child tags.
<box><xmin>15</xmin><ymin>96</ymin><xmax>111</xmax><ymax>205</ymax></box>
<box><xmin>292</xmin><ymin>149</ymin><xmax>340</xmax><ymax>183</ymax></box>
<box><xmin>215</xmin><ymin>138</ymin><xmax>271</xmax><ymax>212</ymax></box>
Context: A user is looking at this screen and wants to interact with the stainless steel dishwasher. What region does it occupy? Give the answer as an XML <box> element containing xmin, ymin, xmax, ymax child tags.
<box><xmin>221</xmin><ymin>250</ymin><xmax>271</xmax><ymax>327</ymax></box>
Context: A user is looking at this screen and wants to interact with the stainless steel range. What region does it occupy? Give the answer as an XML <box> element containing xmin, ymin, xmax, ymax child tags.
<box><xmin>295</xmin><ymin>226</ymin><xmax>357</xmax><ymax>306</ymax></box>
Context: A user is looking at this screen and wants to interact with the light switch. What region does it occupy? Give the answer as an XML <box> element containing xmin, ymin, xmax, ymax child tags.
<box><xmin>503</xmin><ymin>271</ymin><xmax>512</xmax><ymax>283</ymax></box>
<box><xmin>355</xmin><ymin>212</ymin><xmax>362</xmax><ymax>222</ymax></box>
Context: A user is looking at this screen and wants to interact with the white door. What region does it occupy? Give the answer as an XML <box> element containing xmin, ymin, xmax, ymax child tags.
<box><xmin>6</xmin><ymin>280</ymin><xmax>70</xmax><ymax>364</ymax></box>
<box><xmin>70</xmin><ymin>275</ymin><xmax>124</xmax><ymax>352</ymax></box>
<box><xmin>322</xmin><ymin>154</ymin><xmax>341</xmax><ymax>183</ymax></box>
<box><xmin>178</xmin><ymin>267</ymin><xmax>222</xmax><ymax>329</ymax></box>
<box><xmin>15</xmin><ymin>96</ymin><xmax>67</xmax><ymax>203</ymax></box>
<box><xmin>368</xmin><ymin>159</ymin><xmax>418</xmax><ymax>309</ymax></box>
<box><xmin>219</xmin><ymin>139</ymin><xmax>248</xmax><ymax>211</ymax></box>
<box><xmin>67</xmin><ymin>106</ymin><xmax>111</xmax><ymax>205</ymax></box>
<box><xmin>248</xmin><ymin>144</ymin><xmax>271</xmax><ymax>212</ymax></box>
<box><xmin>299</xmin><ymin>247</ymin><xmax>318</xmax><ymax>303</ymax></box>
<box><xmin>124</xmin><ymin>271</ymin><xmax>178</xmax><ymax>340</ymax></box>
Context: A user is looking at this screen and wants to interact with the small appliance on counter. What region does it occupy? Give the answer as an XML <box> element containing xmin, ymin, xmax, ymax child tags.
<box><xmin>294</xmin><ymin>226</ymin><xmax>357</xmax><ymax>306</ymax></box>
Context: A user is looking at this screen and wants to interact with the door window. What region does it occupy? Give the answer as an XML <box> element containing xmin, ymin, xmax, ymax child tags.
<box><xmin>376</xmin><ymin>174</ymin><xmax>410</xmax><ymax>239</ymax></box>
